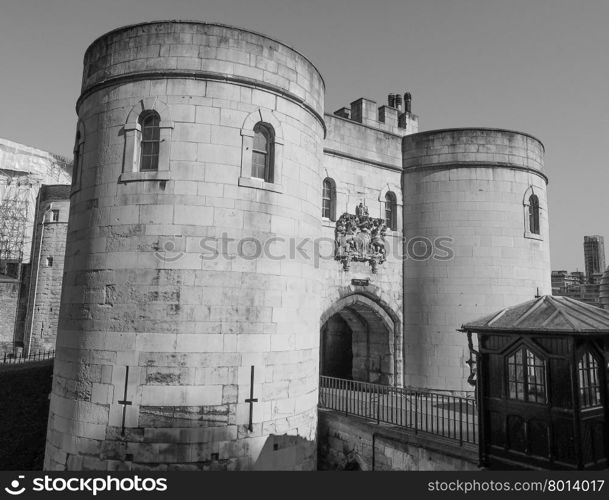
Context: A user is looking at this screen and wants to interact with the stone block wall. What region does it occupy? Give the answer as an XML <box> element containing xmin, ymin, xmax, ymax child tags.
<box><xmin>402</xmin><ymin>129</ymin><xmax>551</xmax><ymax>391</ymax></box>
<box><xmin>319</xmin><ymin>114</ymin><xmax>405</xmax><ymax>386</ymax></box>
<box><xmin>318</xmin><ymin>409</ymin><xmax>479</xmax><ymax>471</ymax></box>
<box><xmin>23</xmin><ymin>185</ymin><xmax>70</xmax><ymax>354</ymax></box>
<box><xmin>46</xmin><ymin>21</ymin><xmax>325</xmax><ymax>471</ymax></box>
<box><xmin>42</xmin><ymin>20</ymin><xmax>556</xmax><ymax>471</ymax></box>
<box><xmin>0</xmin><ymin>278</ymin><xmax>19</xmax><ymax>353</ymax></box>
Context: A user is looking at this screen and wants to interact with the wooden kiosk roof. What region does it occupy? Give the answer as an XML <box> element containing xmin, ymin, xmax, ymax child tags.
<box><xmin>461</xmin><ymin>295</ymin><xmax>609</xmax><ymax>335</ymax></box>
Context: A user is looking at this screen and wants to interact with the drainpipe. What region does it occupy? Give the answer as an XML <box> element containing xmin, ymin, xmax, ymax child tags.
<box><xmin>25</xmin><ymin>204</ymin><xmax>51</xmax><ymax>356</ymax></box>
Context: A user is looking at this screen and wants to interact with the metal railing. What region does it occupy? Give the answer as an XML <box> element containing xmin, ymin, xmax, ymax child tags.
<box><xmin>1</xmin><ymin>349</ymin><xmax>55</xmax><ymax>364</ymax></box>
<box><xmin>319</xmin><ymin>375</ymin><xmax>478</xmax><ymax>446</ymax></box>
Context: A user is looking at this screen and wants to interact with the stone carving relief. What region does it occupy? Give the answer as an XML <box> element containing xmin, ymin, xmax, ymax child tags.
<box><xmin>335</xmin><ymin>202</ymin><xmax>387</xmax><ymax>273</ymax></box>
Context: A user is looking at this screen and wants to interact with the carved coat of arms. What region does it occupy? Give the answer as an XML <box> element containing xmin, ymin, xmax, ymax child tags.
<box><xmin>334</xmin><ymin>202</ymin><xmax>388</xmax><ymax>273</ymax></box>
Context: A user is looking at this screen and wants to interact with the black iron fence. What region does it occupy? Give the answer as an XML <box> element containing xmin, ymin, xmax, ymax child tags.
<box><xmin>319</xmin><ymin>375</ymin><xmax>478</xmax><ymax>446</ymax></box>
<box><xmin>1</xmin><ymin>349</ymin><xmax>55</xmax><ymax>364</ymax></box>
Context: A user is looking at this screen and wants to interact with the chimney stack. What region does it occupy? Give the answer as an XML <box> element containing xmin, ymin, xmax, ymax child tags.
<box><xmin>395</xmin><ymin>93</ymin><xmax>403</xmax><ymax>111</ymax></box>
<box><xmin>404</xmin><ymin>92</ymin><xmax>412</xmax><ymax>113</ymax></box>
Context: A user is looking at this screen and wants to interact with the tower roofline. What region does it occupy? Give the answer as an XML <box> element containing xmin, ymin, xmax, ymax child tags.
<box><xmin>404</xmin><ymin>127</ymin><xmax>545</xmax><ymax>153</ymax></box>
<box><xmin>83</xmin><ymin>20</ymin><xmax>326</xmax><ymax>91</ymax></box>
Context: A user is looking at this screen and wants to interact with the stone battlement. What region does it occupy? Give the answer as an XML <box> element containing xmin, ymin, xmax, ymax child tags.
<box><xmin>333</xmin><ymin>93</ymin><xmax>418</xmax><ymax>136</ymax></box>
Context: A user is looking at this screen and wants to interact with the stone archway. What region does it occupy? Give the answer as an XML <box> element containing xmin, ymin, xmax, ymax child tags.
<box><xmin>320</xmin><ymin>294</ymin><xmax>401</xmax><ymax>387</ymax></box>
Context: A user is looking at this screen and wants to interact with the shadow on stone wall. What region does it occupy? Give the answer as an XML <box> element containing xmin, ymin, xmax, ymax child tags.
<box><xmin>252</xmin><ymin>434</ymin><xmax>316</xmax><ymax>471</ymax></box>
<box><xmin>0</xmin><ymin>360</ymin><xmax>52</xmax><ymax>470</ymax></box>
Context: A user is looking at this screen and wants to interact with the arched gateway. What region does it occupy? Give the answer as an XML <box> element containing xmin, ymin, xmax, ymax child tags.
<box><xmin>320</xmin><ymin>294</ymin><xmax>402</xmax><ymax>387</ymax></box>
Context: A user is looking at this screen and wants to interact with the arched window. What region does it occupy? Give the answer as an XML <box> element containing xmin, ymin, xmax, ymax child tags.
<box><xmin>322</xmin><ymin>178</ymin><xmax>336</xmax><ymax>221</ymax></box>
<box><xmin>72</xmin><ymin>124</ymin><xmax>85</xmax><ymax>192</ymax></box>
<box><xmin>139</xmin><ymin>111</ymin><xmax>161</xmax><ymax>172</ymax></box>
<box><xmin>123</xmin><ymin>98</ymin><xmax>173</xmax><ymax>180</ymax></box>
<box><xmin>528</xmin><ymin>194</ymin><xmax>540</xmax><ymax>235</ymax></box>
<box><xmin>385</xmin><ymin>191</ymin><xmax>397</xmax><ymax>230</ymax></box>
<box><xmin>252</xmin><ymin>123</ymin><xmax>274</xmax><ymax>182</ymax></box>
<box><xmin>72</xmin><ymin>131</ymin><xmax>82</xmax><ymax>187</ymax></box>
<box><xmin>578</xmin><ymin>351</ymin><xmax>601</xmax><ymax>408</ymax></box>
<box><xmin>239</xmin><ymin>109</ymin><xmax>284</xmax><ymax>192</ymax></box>
<box><xmin>507</xmin><ymin>346</ymin><xmax>546</xmax><ymax>403</ymax></box>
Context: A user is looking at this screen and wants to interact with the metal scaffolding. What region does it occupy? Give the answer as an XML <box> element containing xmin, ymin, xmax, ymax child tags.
<box><xmin>0</xmin><ymin>172</ymin><xmax>31</xmax><ymax>276</ymax></box>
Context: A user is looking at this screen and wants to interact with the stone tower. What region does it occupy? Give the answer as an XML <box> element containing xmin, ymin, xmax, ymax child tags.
<box><xmin>22</xmin><ymin>185</ymin><xmax>70</xmax><ymax>354</ymax></box>
<box><xmin>45</xmin><ymin>21</ymin><xmax>325</xmax><ymax>471</ymax></box>
<box><xmin>402</xmin><ymin>129</ymin><xmax>551</xmax><ymax>392</ymax></box>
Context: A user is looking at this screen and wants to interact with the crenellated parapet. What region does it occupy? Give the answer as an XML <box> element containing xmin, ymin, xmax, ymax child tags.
<box><xmin>333</xmin><ymin>92</ymin><xmax>418</xmax><ymax>136</ymax></box>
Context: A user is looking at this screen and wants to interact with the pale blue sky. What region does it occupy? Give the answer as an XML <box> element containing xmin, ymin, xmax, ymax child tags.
<box><xmin>0</xmin><ymin>0</ymin><xmax>607</xmax><ymax>270</ymax></box>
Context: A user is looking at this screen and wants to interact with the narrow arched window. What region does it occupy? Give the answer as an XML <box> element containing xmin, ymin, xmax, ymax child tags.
<box><xmin>322</xmin><ymin>178</ymin><xmax>336</xmax><ymax>221</ymax></box>
<box><xmin>252</xmin><ymin>123</ymin><xmax>274</xmax><ymax>182</ymax></box>
<box><xmin>139</xmin><ymin>111</ymin><xmax>161</xmax><ymax>171</ymax></box>
<box><xmin>72</xmin><ymin>130</ymin><xmax>84</xmax><ymax>189</ymax></box>
<box><xmin>385</xmin><ymin>192</ymin><xmax>397</xmax><ymax>230</ymax></box>
<box><xmin>507</xmin><ymin>346</ymin><xmax>546</xmax><ymax>403</ymax></box>
<box><xmin>529</xmin><ymin>194</ymin><xmax>540</xmax><ymax>235</ymax></box>
<box><xmin>578</xmin><ymin>351</ymin><xmax>601</xmax><ymax>408</ymax></box>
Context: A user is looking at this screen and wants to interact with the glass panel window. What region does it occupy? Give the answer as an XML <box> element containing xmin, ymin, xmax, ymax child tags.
<box><xmin>507</xmin><ymin>346</ymin><xmax>547</xmax><ymax>403</ymax></box>
<box><xmin>578</xmin><ymin>351</ymin><xmax>601</xmax><ymax>408</ymax></box>
<box><xmin>252</xmin><ymin>123</ymin><xmax>273</xmax><ymax>182</ymax></box>
<box><xmin>526</xmin><ymin>350</ymin><xmax>547</xmax><ymax>403</ymax></box>
<box><xmin>252</xmin><ymin>151</ymin><xmax>267</xmax><ymax>180</ymax></box>
<box><xmin>139</xmin><ymin>112</ymin><xmax>160</xmax><ymax>171</ymax></box>
<box><xmin>322</xmin><ymin>179</ymin><xmax>333</xmax><ymax>219</ymax></box>
<box><xmin>529</xmin><ymin>195</ymin><xmax>540</xmax><ymax>235</ymax></box>
<box><xmin>72</xmin><ymin>131</ymin><xmax>83</xmax><ymax>188</ymax></box>
<box><xmin>385</xmin><ymin>192</ymin><xmax>396</xmax><ymax>230</ymax></box>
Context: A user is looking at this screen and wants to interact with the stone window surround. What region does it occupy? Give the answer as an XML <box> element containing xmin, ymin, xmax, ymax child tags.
<box><xmin>120</xmin><ymin>97</ymin><xmax>174</xmax><ymax>183</ymax></box>
<box><xmin>378</xmin><ymin>184</ymin><xmax>402</xmax><ymax>233</ymax></box>
<box><xmin>523</xmin><ymin>186</ymin><xmax>543</xmax><ymax>241</ymax></box>
<box><xmin>322</xmin><ymin>176</ymin><xmax>337</xmax><ymax>222</ymax></box>
<box><xmin>71</xmin><ymin>121</ymin><xmax>85</xmax><ymax>195</ymax></box>
<box><xmin>239</xmin><ymin>108</ymin><xmax>284</xmax><ymax>194</ymax></box>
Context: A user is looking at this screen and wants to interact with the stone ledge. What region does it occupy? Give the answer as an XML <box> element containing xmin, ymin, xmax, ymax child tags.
<box><xmin>238</xmin><ymin>176</ymin><xmax>283</xmax><ymax>194</ymax></box>
<box><xmin>524</xmin><ymin>231</ymin><xmax>543</xmax><ymax>241</ymax></box>
<box><xmin>119</xmin><ymin>171</ymin><xmax>172</xmax><ymax>183</ymax></box>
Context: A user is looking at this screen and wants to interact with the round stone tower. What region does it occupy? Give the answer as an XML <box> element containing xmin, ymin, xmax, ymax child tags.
<box><xmin>402</xmin><ymin>128</ymin><xmax>551</xmax><ymax>392</ymax></box>
<box><xmin>45</xmin><ymin>21</ymin><xmax>325</xmax><ymax>471</ymax></box>
<box><xmin>23</xmin><ymin>185</ymin><xmax>71</xmax><ymax>355</ymax></box>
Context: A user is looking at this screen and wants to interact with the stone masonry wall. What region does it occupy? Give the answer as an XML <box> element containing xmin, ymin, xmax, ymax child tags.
<box><xmin>46</xmin><ymin>21</ymin><xmax>325</xmax><ymax>471</ymax></box>
<box><xmin>23</xmin><ymin>187</ymin><xmax>70</xmax><ymax>354</ymax></box>
<box><xmin>318</xmin><ymin>409</ymin><xmax>479</xmax><ymax>471</ymax></box>
<box><xmin>0</xmin><ymin>279</ymin><xmax>19</xmax><ymax>353</ymax></box>
<box><xmin>402</xmin><ymin>129</ymin><xmax>551</xmax><ymax>392</ymax></box>
<box><xmin>319</xmin><ymin>114</ymin><xmax>404</xmax><ymax>386</ymax></box>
